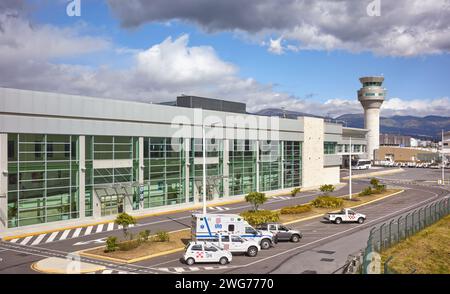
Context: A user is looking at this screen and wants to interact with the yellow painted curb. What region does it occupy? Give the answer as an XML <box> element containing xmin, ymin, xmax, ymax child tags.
<box><xmin>30</xmin><ymin>260</ymin><xmax>106</xmax><ymax>274</ymax></box>
<box><xmin>281</xmin><ymin>189</ymin><xmax>405</xmax><ymax>225</ymax></box>
<box><xmin>79</xmin><ymin>246</ymin><xmax>185</xmax><ymax>264</ymax></box>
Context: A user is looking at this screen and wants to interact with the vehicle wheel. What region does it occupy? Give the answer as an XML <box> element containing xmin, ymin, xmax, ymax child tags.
<box><xmin>247</xmin><ymin>246</ymin><xmax>258</xmax><ymax>257</ymax></box>
<box><xmin>290</xmin><ymin>234</ymin><xmax>301</xmax><ymax>243</ymax></box>
<box><xmin>219</xmin><ymin>257</ymin><xmax>228</xmax><ymax>265</ymax></box>
<box><xmin>358</xmin><ymin>217</ymin><xmax>365</xmax><ymax>224</ymax></box>
<box><xmin>260</xmin><ymin>239</ymin><xmax>271</xmax><ymax>250</ymax></box>
<box><xmin>186</xmin><ymin>258</ymin><xmax>195</xmax><ymax>266</ymax></box>
<box><xmin>335</xmin><ymin>218</ymin><xmax>342</xmax><ymax>224</ymax></box>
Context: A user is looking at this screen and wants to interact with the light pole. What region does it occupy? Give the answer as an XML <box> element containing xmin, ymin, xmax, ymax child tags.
<box><xmin>349</xmin><ymin>136</ymin><xmax>352</xmax><ymax>200</ymax></box>
<box><xmin>202</xmin><ymin>121</ymin><xmax>220</xmax><ymax>214</ymax></box>
<box><xmin>442</xmin><ymin>129</ymin><xmax>445</xmax><ymax>185</ymax></box>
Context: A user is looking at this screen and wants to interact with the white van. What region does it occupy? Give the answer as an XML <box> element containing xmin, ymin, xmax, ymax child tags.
<box><xmin>191</xmin><ymin>213</ymin><xmax>275</xmax><ymax>249</ymax></box>
<box><xmin>352</xmin><ymin>159</ymin><xmax>372</xmax><ymax>170</ymax></box>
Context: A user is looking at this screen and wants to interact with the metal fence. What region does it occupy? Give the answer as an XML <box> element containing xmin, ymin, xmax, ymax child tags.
<box><xmin>362</xmin><ymin>196</ymin><xmax>450</xmax><ymax>274</ymax></box>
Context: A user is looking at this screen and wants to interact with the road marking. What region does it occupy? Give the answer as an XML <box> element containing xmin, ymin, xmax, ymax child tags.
<box><xmin>107</xmin><ymin>222</ymin><xmax>114</xmax><ymax>231</ymax></box>
<box><xmin>102</xmin><ymin>269</ymin><xmax>113</xmax><ymax>274</ymax></box>
<box><xmin>84</xmin><ymin>226</ymin><xmax>93</xmax><ymax>236</ymax></box>
<box><xmin>73</xmin><ymin>227</ymin><xmax>82</xmax><ymax>238</ymax></box>
<box><xmin>96</xmin><ymin>224</ymin><xmax>104</xmax><ymax>233</ymax></box>
<box><xmin>46</xmin><ymin>232</ymin><xmax>59</xmax><ymax>243</ymax></box>
<box><xmin>9</xmin><ymin>239</ymin><xmax>18</xmax><ymax>243</ymax></box>
<box><xmin>20</xmin><ymin>236</ymin><xmax>33</xmax><ymax>246</ymax></box>
<box><xmin>174</xmin><ymin>268</ymin><xmax>185</xmax><ymax>273</ymax></box>
<box><xmin>236</xmin><ymin>189</ymin><xmax>442</xmax><ymax>270</ymax></box>
<box><xmin>59</xmin><ymin>230</ymin><xmax>71</xmax><ymax>241</ymax></box>
<box><xmin>31</xmin><ymin>234</ymin><xmax>46</xmax><ymax>246</ymax></box>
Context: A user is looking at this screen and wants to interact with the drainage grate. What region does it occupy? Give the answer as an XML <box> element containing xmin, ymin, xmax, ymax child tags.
<box><xmin>320</xmin><ymin>258</ymin><xmax>335</xmax><ymax>262</ymax></box>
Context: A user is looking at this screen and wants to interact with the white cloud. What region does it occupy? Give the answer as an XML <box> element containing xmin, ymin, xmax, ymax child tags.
<box><xmin>0</xmin><ymin>10</ymin><xmax>449</xmax><ymax>118</ymax></box>
<box><xmin>107</xmin><ymin>0</ymin><xmax>450</xmax><ymax>57</ymax></box>
<box><xmin>268</xmin><ymin>37</ymin><xmax>284</xmax><ymax>55</ymax></box>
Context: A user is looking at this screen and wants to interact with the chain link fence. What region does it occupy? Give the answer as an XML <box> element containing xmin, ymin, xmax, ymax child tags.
<box><xmin>362</xmin><ymin>196</ymin><xmax>450</xmax><ymax>274</ymax></box>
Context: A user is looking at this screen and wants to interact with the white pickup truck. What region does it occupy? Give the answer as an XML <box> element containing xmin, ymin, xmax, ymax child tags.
<box><xmin>211</xmin><ymin>234</ymin><xmax>260</xmax><ymax>257</ymax></box>
<box><xmin>324</xmin><ymin>208</ymin><xmax>366</xmax><ymax>224</ymax></box>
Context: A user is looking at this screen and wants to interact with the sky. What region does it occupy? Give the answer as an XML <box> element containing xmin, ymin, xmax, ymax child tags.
<box><xmin>0</xmin><ymin>0</ymin><xmax>449</xmax><ymax>117</ymax></box>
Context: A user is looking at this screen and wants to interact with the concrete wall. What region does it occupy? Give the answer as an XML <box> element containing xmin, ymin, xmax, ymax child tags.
<box><xmin>300</xmin><ymin>117</ymin><xmax>325</xmax><ymax>188</ymax></box>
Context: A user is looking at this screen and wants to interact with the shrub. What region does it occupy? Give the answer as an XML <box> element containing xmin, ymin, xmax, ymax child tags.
<box><xmin>370</xmin><ymin>178</ymin><xmax>380</xmax><ymax>188</ymax></box>
<box><xmin>319</xmin><ymin>184</ymin><xmax>335</xmax><ymax>194</ymax></box>
<box><xmin>374</xmin><ymin>184</ymin><xmax>386</xmax><ymax>194</ymax></box>
<box><xmin>117</xmin><ymin>239</ymin><xmax>140</xmax><ymax>251</ymax></box>
<box><xmin>359</xmin><ymin>186</ymin><xmax>373</xmax><ymax>196</ymax></box>
<box><xmin>280</xmin><ymin>204</ymin><xmax>312</xmax><ymax>215</ymax></box>
<box><xmin>245</xmin><ymin>191</ymin><xmax>268</xmax><ymax>211</ymax></box>
<box><xmin>138</xmin><ymin>230</ymin><xmax>151</xmax><ymax>242</ymax></box>
<box><xmin>291</xmin><ymin>187</ymin><xmax>301</xmax><ymax>197</ymax></box>
<box><xmin>105</xmin><ymin>236</ymin><xmax>118</xmax><ymax>252</ymax></box>
<box><xmin>311</xmin><ymin>196</ymin><xmax>343</xmax><ymax>208</ymax></box>
<box><xmin>155</xmin><ymin>231</ymin><xmax>170</xmax><ymax>242</ymax></box>
<box><xmin>240</xmin><ymin>210</ymin><xmax>280</xmax><ymax>226</ymax></box>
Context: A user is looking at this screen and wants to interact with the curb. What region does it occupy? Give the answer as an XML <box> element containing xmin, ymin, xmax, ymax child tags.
<box><xmin>30</xmin><ymin>259</ymin><xmax>106</xmax><ymax>274</ymax></box>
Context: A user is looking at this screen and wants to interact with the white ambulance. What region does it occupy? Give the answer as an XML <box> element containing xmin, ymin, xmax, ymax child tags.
<box><xmin>191</xmin><ymin>213</ymin><xmax>275</xmax><ymax>249</ymax></box>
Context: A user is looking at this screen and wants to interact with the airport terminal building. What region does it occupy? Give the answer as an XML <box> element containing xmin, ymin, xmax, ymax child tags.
<box><xmin>0</xmin><ymin>87</ymin><xmax>368</xmax><ymax>232</ymax></box>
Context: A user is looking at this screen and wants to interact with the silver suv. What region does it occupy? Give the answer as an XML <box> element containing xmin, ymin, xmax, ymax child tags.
<box><xmin>256</xmin><ymin>223</ymin><xmax>303</xmax><ymax>243</ymax></box>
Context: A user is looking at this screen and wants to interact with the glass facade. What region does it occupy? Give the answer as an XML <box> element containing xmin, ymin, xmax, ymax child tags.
<box><xmin>7</xmin><ymin>134</ymin><xmax>79</xmax><ymax>228</ymax></box>
<box><xmin>5</xmin><ymin>133</ymin><xmax>304</xmax><ymax>228</ymax></box>
<box><xmin>259</xmin><ymin>140</ymin><xmax>282</xmax><ymax>192</ymax></box>
<box><xmin>229</xmin><ymin>140</ymin><xmax>257</xmax><ymax>196</ymax></box>
<box><xmin>142</xmin><ymin>137</ymin><xmax>185</xmax><ymax>208</ymax></box>
<box><xmin>324</xmin><ymin>142</ymin><xmax>337</xmax><ymax>154</ymax></box>
<box><xmin>283</xmin><ymin>141</ymin><xmax>302</xmax><ymax>188</ymax></box>
<box><xmin>190</xmin><ymin>138</ymin><xmax>223</xmax><ymax>202</ymax></box>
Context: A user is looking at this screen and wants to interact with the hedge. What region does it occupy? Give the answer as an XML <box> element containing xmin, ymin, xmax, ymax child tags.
<box><xmin>280</xmin><ymin>204</ymin><xmax>312</xmax><ymax>215</ymax></box>
<box><xmin>311</xmin><ymin>196</ymin><xmax>343</xmax><ymax>208</ymax></box>
<box><xmin>240</xmin><ymin>210</ymin><xmax>280</xmax><ymax>226</ymax></box>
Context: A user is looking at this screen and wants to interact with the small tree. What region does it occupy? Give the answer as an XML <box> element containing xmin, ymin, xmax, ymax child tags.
<box><xmin>245</xmin><ymin>192</ymin><xmax>267</xmax><ymax>211</ymax></box>
<box><xmin>105</xmin><ymin>236</ymin><xmax>118</xmax><ymax>252</ymax></box>
<box><xmin>114</xmin><ymin>212</ymin><xmax>136</xmax><ymax>240</ymax></box>
<box><xmin>291</xmin><ymin>187</ymin><xmax>301</xmax><ymax>197</ymax></box>
<box><xmin>319</xmin><ymin>184</ymin><xmax>335</xmax><ymax>195</ymax></box>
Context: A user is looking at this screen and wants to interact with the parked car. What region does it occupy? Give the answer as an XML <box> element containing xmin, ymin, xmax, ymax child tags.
<box><xmin>183</xmin><ymin>241</ymin><xmax>232</xmax><ymax>265</ymax></box>
<box><xmin>209</xmin><ymin>234</ymin><xmax>260</xmax><ymax>257</ymax></box>
<box><xmin>256</xmin><ymin>223</ymin><xmax>303</xmax><ymax>243</ymax></box>
<box><xmin>324</xmin><ymin>208</ymin><xmax>366</xmax><ymax>224</ymax></box>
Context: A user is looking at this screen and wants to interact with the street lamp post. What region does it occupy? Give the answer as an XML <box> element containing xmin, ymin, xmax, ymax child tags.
<box><xmin>442</xmin><ymin>129</ymin><xmax>445</xmax><ymax>185</ymax></box>
<box><xmin>349</xmin><ymin>137</ymin><xmax>352</xmax><ymax>200</ymax></box>
<box><xmin>202</xmin><ymin>121</ymin><xmax>220</xmax><ymax>215</ymax></box>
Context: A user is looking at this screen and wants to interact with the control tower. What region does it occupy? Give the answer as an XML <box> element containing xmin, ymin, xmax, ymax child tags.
<box><xmin>357</xmin><ymin>76</ymin><xmax>386</xmax><ymax>160</ymax></box>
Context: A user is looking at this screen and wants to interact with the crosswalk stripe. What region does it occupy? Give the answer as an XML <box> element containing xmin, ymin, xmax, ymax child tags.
<box><xmin>84</xmin><ymin>226</ymin><xmax>93</xmax><ymax>236</ymax></box>
<box><xmin>46</xmin><ymin>231</ymin><xmax>59</xmax><ymax>243</ymax></box>
<box><xmin>9</xmin><ymin>239</ymin><xmax>18</xmax><ymax>243</ymax></box>
<box><xmin>189</xmin><ymin>267</ymin><xmax>200</xmax><ymax>271</ymax></box>
<box><xmin>102</xmin><ymin>270</ymin><xmax>113</xmax><ymax>274</ymax></box>
<box><xmin>223</xmin><ymin>207</ymin><xmax>230</xmax><ymax>210</ymax></box>
<box><xmin>72</xmin><ymin>227</ymin><xmax>82</xmax><ymax>238</ymax></box>
<box><xmin>216</xmin><ymin>207</ymin><xmax>224</xmax><ymax>211</ymax></box>
<box><xmin>174</xmin><ymin>268</ymin><xmax>185</xmax><ymax>273</ymax></box>
<box><xmin>59</xmin><ymin>229</ymin><xmax>71</xmax><ymax>240</ymax></box>
<box><xmin>107</xmin><ymin>222</ymin><xmax>114</xmax><ymax>231</ymax></box>
<box><xmin>31</xmin><ymin>234</ymin><xmax>46</xmax><ymax>246</ymax></box>
<box><xmin>20</xmin><ymin>236</ymin><xmax>33</xmax><ymax>245</ymax></box>
<box><xmin>96</xmin><ymin>224</ymin><xmax>104</xmax><ymax>233</ymax></box>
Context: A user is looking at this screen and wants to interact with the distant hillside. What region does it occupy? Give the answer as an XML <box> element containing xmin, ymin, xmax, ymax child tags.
<box><xmin>336</xmin><ymin>114</ymin><xmax>450</xmax><ymax>139</ymax></box>
<box><xmin>254</xmin><ymin>108</ymin><xmax>450</xmax><ymax>139</ymax></box>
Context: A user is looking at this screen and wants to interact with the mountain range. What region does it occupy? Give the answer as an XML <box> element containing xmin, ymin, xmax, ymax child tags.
<box><xmin>254</xmin><ymin>109</ymin><xmax>450</xmax><ymax>140</ymax></box>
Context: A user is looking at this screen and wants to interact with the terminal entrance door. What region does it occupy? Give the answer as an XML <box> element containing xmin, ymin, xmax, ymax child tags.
<box><xmin>100</xmin><ymin>194</ymin><xmax>125</xmax><ymax>216</ymax></box>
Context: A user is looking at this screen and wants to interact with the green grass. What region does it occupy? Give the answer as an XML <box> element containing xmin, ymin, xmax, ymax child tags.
<box><xmin>381</xmin><ymin>214</ymin><xmax>450</xmax><ymax>274</ymax></box>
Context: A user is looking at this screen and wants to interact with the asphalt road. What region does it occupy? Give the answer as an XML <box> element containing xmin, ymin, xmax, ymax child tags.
<box><xmin>0</xmin><ymin>168</ymin><xmax>448</xmax><ymax>274</ymax></box>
